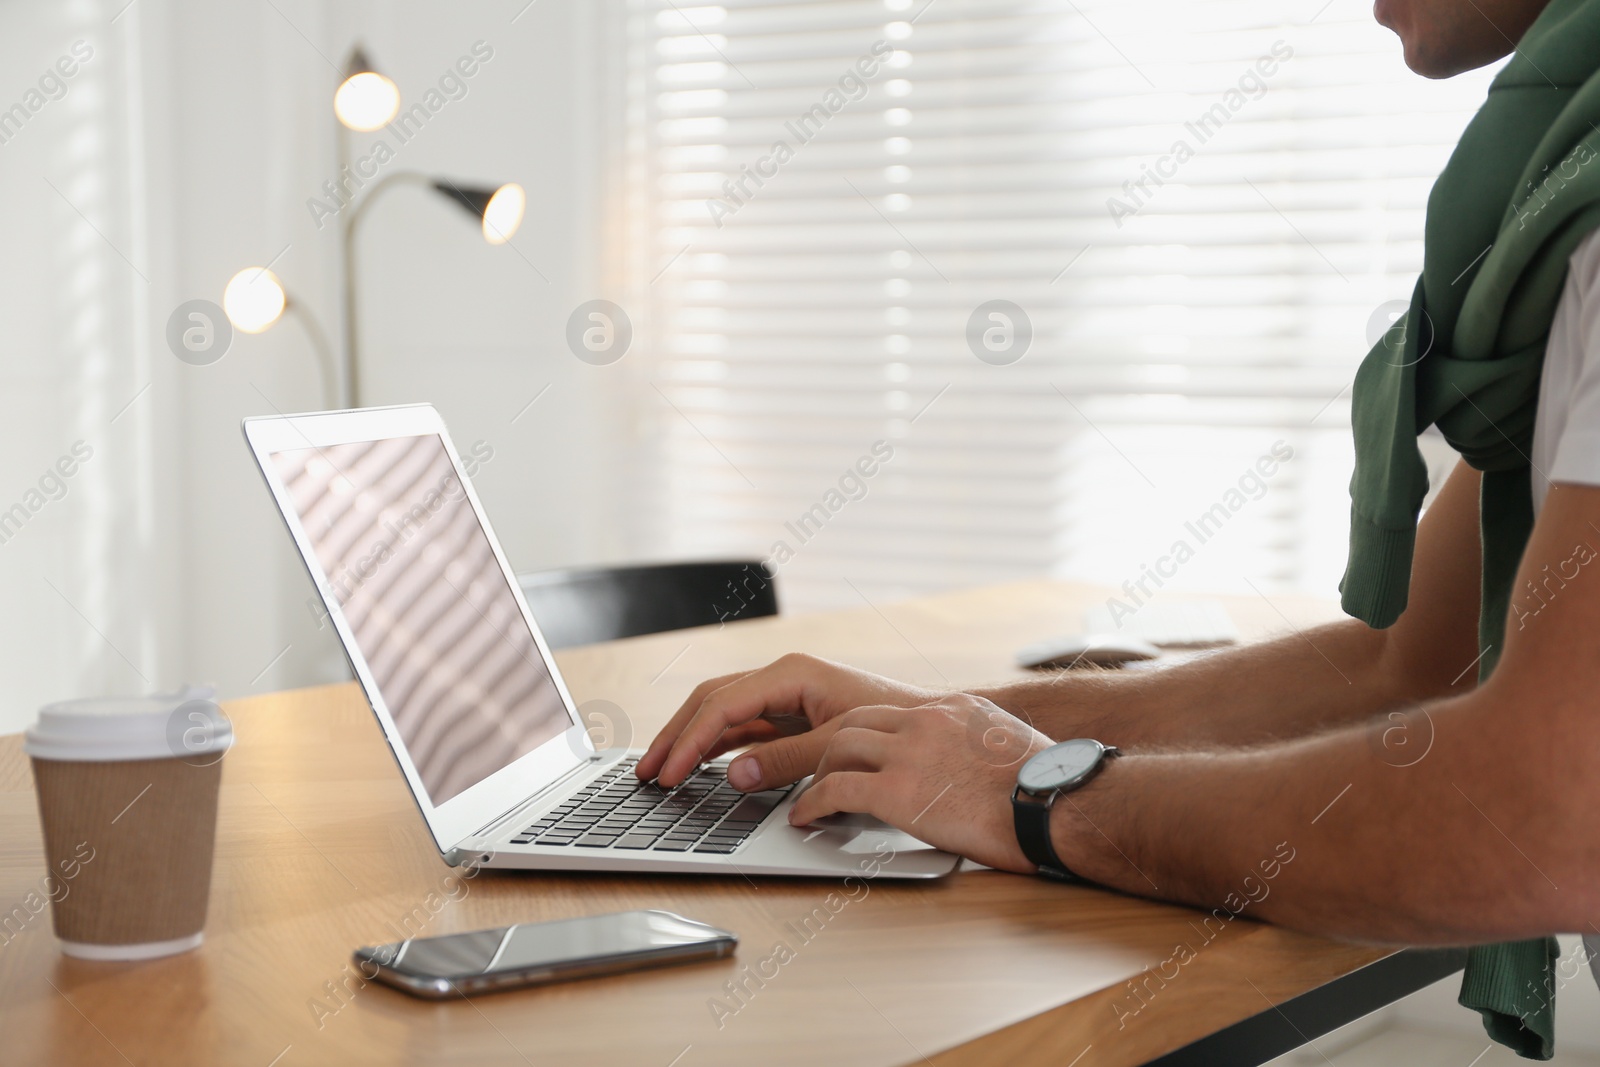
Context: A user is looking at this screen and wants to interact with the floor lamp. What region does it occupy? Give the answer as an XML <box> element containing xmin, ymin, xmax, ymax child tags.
<box><xmin>333</xmin><ymin>46</ymin><xmax>526</xmax><ymax>408</ymax></box>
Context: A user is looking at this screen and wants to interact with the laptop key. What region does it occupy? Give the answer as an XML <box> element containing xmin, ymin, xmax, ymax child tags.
<box><xmin>652</xmin><ymin>840</ymin><xmax>694</xmax><ymax>852</ymax></box>
<box><xmin>694</xmin><ymin>843</ymin><xmax>738</xmax><ymax>853</ymax></box>
<box><xmin>725</xmin><ymin>791</ymin><xmax>787</xmax><ymax>823</ymax></box>
<box><xmin>614</xmin><ymin>834</ymin><xmax>657</xmax><ymax>849</ymax></box>
<box><xmin>574</xmin><ymin>834</ymin><xmax>620</xmax><ymax>847</ymax></box>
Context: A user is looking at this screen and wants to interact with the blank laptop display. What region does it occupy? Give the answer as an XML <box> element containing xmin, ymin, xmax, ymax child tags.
<box><xmin>271</xmin><ymin>433</ymin><xmax>568</xmax><ymax>803</ymax></box>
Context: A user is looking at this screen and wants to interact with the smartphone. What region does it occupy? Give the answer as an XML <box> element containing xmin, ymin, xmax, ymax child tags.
<box><xmin>352</xmin><ymin>909</ymin><xmax>737</xmax><ymax>999</ymax></box>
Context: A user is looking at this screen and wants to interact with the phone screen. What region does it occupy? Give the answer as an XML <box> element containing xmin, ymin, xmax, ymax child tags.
<box><xmin>360</xmin><ymin>910</ymin><xmax>733</xmax><ymax>982</ymax></box>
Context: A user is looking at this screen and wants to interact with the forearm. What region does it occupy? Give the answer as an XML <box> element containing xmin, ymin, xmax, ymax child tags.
<box><xmin>1045</xmin><ymin>482</ymin><xmax>1600</xmax><ymax>945</ymax></box>
<box><xmin>1048</xmin><ymin>683</ymin><xmax>1589</xmax><ymax>944</ymax></box>
<box><xmin>974</xmin><ymin>462</ymin><xmax>1484</xmax><ymax>750</ymax></box>
<box><xmin>972</xmin><ymin>620</ymin><xmax>1424</xmax><ymax>748</ymax></box>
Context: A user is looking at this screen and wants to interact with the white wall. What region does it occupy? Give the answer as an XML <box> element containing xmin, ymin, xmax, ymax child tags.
<box><xmin>0</xmin><ymin>0</ymin><xmax>186</xmax><ymax>735</ymax></box>
<box><xmin>0</xmin><ymin>0</ymin><xmax>628</xmax><ymax>733</ymax></box>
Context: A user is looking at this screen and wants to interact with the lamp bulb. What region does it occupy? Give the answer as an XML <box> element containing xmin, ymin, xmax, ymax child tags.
<box><xmin>334</xmin><ymin>71</ymin><xmax>400</xmax><ymax>132</ymax></box>
<box><xmin>482</xmin><ymin>183</ymin><xmax>526</xmax><ymax>245</ymax></box>
<box><xmin>223</xmin><ymin>268</ymin><xmax>287</xmax><ymax>334</ymax></box>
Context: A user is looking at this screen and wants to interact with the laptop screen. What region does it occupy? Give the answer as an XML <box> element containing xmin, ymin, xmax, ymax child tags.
<box><xmin>270</xmin><ymin>433</ymin><xmax>570</xmax><ymax>804</ymax></box>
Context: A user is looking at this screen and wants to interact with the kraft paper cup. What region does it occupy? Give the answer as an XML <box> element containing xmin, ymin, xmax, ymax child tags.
<box><xmin>24</xmin><ymin>687</ymin><xmax>233</xmax><ymax>961</ymax></box>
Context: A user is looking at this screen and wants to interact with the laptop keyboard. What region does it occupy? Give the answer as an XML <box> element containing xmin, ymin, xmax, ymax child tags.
<box><xmin>508</xmin><ymin>759</ymin><xmax>791</xmax><ymax>854</ymax></box>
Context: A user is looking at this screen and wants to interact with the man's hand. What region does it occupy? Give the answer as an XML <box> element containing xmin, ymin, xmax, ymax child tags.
<box><xmin>636</xmin><ymin>653</ymin><xmax>942</xmax><ymax>788</ymax></box>
<box><xmin>787</xmin><ymin>695</ymin><xmax>1054</xmax><ymax>874</ymax></box>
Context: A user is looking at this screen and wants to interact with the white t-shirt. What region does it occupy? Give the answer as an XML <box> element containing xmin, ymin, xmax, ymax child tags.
<box><xmin>1526</xmin><ymin>228</ymin><xmax>1600</xmax><ymax>986</ymax></box>
<box><xmin>1531</xmin><ymin>228</ymin><xmax>1600</xmax><ymax>518</ymax></box>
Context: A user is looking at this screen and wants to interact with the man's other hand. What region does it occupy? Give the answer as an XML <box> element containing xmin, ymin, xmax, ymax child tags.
<box><xmin>787</xmin><ymin>695</ymin><xmax>1054</xmax><ymax>873</ymax></box>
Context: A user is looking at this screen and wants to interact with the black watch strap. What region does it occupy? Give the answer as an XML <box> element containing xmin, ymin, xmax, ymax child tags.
<box><xmin>1011</xmin><ymin>789</ymin><xmax>1080</xmax><ymax>882</ymax></box>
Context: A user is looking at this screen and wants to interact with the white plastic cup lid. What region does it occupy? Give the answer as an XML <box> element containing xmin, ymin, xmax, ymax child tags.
<box><xmin>24</xmin><ymin>685</ymin><xmax>234</xmax><ymax>763</ymax></box>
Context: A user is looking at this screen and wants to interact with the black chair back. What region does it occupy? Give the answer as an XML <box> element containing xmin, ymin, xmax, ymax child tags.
<box><xmin>516</xmin><ymin>560</ymin><xmax>777</xmax><ymax>650</ymax></box>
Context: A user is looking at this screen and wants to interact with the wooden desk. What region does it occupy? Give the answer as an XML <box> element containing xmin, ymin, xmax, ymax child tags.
<box><xmin>0</xmin><ymin>581</ymin><xmax>1456</xmax><ymax>1066</ymax></box>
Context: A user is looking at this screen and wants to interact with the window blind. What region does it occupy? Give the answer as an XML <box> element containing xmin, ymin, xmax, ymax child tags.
<box><xmin>621</xmin><ymin>0</ymin><xmax>1496</xmax><ymax>613</ymax></box>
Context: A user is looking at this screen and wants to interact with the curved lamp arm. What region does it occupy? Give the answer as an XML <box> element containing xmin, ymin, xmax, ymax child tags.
<box><xmin>283</xmin><ymin>295</ymin><xmax>339</xmax><ymax>408</ymax></box>
<box><xmin>223</xmin><ymin>268</ymin><xmax>339</xmax><ymax>408</ymax></box>
<box><xmin>340</xmin><ymin>169</ymin><xmax>522</xmax><ymax>408</ymax></box>
<box><xmin>341</xmin><ymin>170</ymin><xmax>432</xmax><ymax>408</ymax></box>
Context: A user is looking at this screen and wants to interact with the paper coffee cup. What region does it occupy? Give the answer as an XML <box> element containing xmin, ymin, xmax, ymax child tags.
<box><xmin>24</xmin><ymin>686</ymin><xmax>233</xmax><ymax>960</ymax></box>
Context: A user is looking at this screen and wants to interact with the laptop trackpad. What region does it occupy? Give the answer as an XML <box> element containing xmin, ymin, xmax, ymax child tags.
<box><xmin>802</xmin><ymin>812</ymin><xmax>939</xmax><ymax>854</ymax></box>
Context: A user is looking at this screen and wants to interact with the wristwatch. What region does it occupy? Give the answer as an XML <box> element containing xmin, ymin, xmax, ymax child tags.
<box><xmin>1012</xmin><ymin>738</ymin><xmax>1119</xmax><ymax>881</ymax></box>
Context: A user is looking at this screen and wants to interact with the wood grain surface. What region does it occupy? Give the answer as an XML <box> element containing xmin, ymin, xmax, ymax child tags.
<box><xmin>0</xmin><ymin>580</ymin><xmax>1387</xmax><ymax>1067</ymax></box>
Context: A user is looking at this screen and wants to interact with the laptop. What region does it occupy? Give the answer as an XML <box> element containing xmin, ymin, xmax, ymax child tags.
<box><xmin>244</xmin><ymin>404</ymin><xmax>959</xmax><ymax>880</ymax></box>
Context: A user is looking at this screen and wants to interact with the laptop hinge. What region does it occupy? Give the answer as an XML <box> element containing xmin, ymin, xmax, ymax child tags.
<box><xmin>454</xmin><ymin>754</ymin><xmax>608</xmax><ymax>854</ymax></box>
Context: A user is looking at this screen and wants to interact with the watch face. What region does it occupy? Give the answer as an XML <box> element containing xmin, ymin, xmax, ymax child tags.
<box><xmin>1018</xmin><ymin>739</ymin><xmax>1104</xmax><ymax>794</ymax></box>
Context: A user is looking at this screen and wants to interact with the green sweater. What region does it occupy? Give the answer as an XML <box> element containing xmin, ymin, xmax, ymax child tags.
<box><xmin>1341</xmin><ymin>0</ymin><xmax>1600</xmax><ymax>1056</ymax></box>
